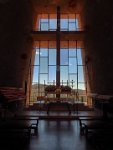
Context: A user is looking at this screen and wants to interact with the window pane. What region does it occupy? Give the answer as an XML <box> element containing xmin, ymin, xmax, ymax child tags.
<box><xmin>40</xmin><ymin>58</ymin><xmax>48</xmax><ymax>73</ymax></box>
<box><xmin>49</xmin><ymin>49</ymin><xmax>56</xmax><ymax>65</ymax></box>
<box><xmin>69</xmin><ymin>74</ymin><xmax>77</xmax><ymax>89</ymax></box>
<box><xmin>41</xmin><ymin>19</ymin><xmax>48</xmax><ymax>23</ymax></box>
<box><xmin>40</xmin><ymin>74</ymin><xmax>48</xmax><ymax>85</ymax></box>
<box><xmin>69</xmin><ymin>49</ymin><xmax>76</xmax><ymax>57</ymax></box>
<box><xmin>60</xmin><ymin>49</ymin><xmax>68</xmax><ymax>65</ymax></box>
<box><xmin>78</xmin><ymin>66</ymin><xmax>84</xmax><ymax>82</ymax></box>
<box><xmin>69</xmin><ymin>23</ymin><xmax>76</xmax><ymax>31</ymax></box>
<box><xmin>41</xmin><ymin>22</ymin><xmax>49</xmax><ymax>31</ymax></box>
<box><xmin>32</xmin><ymin>66</ymin><xmax>39</xmax><ymax>82</ymax></box>
<box><xmin>75</xmin><ymin>19</ymin><xmax>78</xmax><ymax>30</ymax></box>
<box><xmin>77</xmin><ymin>49</ymin><xmax>83</xmax><ymax>65</ymax></box>
<box><xmin>34</xmin><ymin>49</ymin><xmax>39</xmax><ymax>65</ymax></box>
<box><xmin>78</xmin><ymin>83</ymin><xmax>85</xmax><ymax>90</ymax></box>
<box><xmin>69</xmin><ymin>58</ymin><xmax>77</xmax><ymax>73</ymax></box>
<box><xmin>50</xmin><ymin>19</ymin><xmax>57</xmax><ymax>30</ymax></box>
<box><xmin>60</xmin><ymin>66</ymin><xmax>68</xmax><ymax>83</ymax></box>
<box><xmin>40</xmin><ymin>48</ymin><xmax>48</xmax><ymax>57</ymax></box>
<box><xmin>49</xmin><ymin>66</ymin><xmax>56</xmax><ymax>83</ymax></box>
<box><xmin>61</xmin><ymin>19</ymin><xmax>68</xmax><ymax>30</ymax></box>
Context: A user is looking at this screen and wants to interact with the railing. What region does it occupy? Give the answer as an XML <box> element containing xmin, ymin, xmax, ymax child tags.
<box><xmin>30</xmin><ymin>91</ymin><xmax>91</xmax><ymax>106</ymax></box>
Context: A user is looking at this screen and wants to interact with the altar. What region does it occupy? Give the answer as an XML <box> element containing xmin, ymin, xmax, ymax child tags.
<box><xmin>44</xmin><ymin>85</ymin><xmax>74</xmax><ymax>114</ymax></box>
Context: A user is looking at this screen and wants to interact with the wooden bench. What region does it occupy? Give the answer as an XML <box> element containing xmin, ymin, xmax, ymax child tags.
<box><xmin>0</xmin><ymin>86</ymin><xmax>39</xmax><ymax>136</ymax></box>
<box><xmin>0</xmin><ymin>116</ymin><xmax>39</xmax><ymax>137</ymax></box>
<box><xmin>0</xmin><ymin>87</ymin><xmax>26</xmax><ymax>110</ymax></box>
<box><xmin>0</xmin><ymin>87</ymin><xmax>25</xmax><ymax>100</ymax></box>
<box><xmin>0</xmin><ymin>87</ymin><xmax>26</xmax><ymax>120</ymax></box>
<box><xmin>78</xmin><ymin>116</ymin><xmax>105</xmax><ymax>135</ymax></box>
<box><xmin>0</xmin><ymin>119</ymin><xmax>32</xmax><ymax>138</ymax></box>
<box><xmin>12</xmin><ymin>116</ymin><xmax>39</xmax><ymax>135</ymax></box>
<box><xmin>79</xmin><ymin>117</ymin><xmax>113</xmax><ymax>138</ymax></box>
<box><xmin>78</xmin><ymin>116</ymin><xmax>113</xmax><ymax>148</ymax></box>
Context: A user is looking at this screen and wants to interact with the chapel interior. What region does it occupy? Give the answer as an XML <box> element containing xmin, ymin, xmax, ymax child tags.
<box><xmin>0</xmin><ymin>0</ymin><xmax>113</xmax><ymax>150</ymax></box>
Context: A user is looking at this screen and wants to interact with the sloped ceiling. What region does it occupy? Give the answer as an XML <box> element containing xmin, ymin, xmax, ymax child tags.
<box><xmin>32</xmin><ymin>0</ymin><xmax>84</xmax><ymax>13</ymax></box>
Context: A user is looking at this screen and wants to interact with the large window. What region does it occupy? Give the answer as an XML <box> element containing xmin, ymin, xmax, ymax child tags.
<box><xmin>36</xmin><ymin>14</ymin><xmax>81</xmax><ymax>31</ymax></box>
<box><xmin>30</xmin><ymin>41</ymin><xmax>86</xmax><ymax>103</ymax></box>
<box><xmin>32</xmin><ymin>42</ymin><xmax>56</xmax><ymax>86</ymax></box>
<box><xmin>30</xmin><ymin>12</ymin><xmax>86</xmax><ymax>106</ymax></box>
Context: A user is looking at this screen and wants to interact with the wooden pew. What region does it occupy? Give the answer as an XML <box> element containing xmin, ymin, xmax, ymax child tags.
<box><xmin>0</xmin><ymin>115</ymin><xmax>39</xmax><ymax>137</ymax></box>
<box><xmin>78</xmin><ymin>116</ymin><xmax>113</xmax><ymax>137</ymax></box>
<box><xmin>12</xmin><ymin>116</ymin><xmax>39</xmax><ymax>135</ymax></box>
<box><xmin>0</xmin><ymin>87</ymin><xmax>26</xmax><ymax>115</ymax></box>
<box><xmin>78</xmin><ymin>116</ymin><xmax>103</xmax><ymax>135</ymax></box>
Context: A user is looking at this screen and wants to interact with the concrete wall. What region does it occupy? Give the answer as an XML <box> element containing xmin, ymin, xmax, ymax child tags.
<box><xmin>84</xmin><ymin>0</ymin><xmax>113</xmax><ymax>94</ymax></box>
<box><xmin>0</xmin><ymin>0</ymin><xmax>33</xmax><ymax>88</ymax></box>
